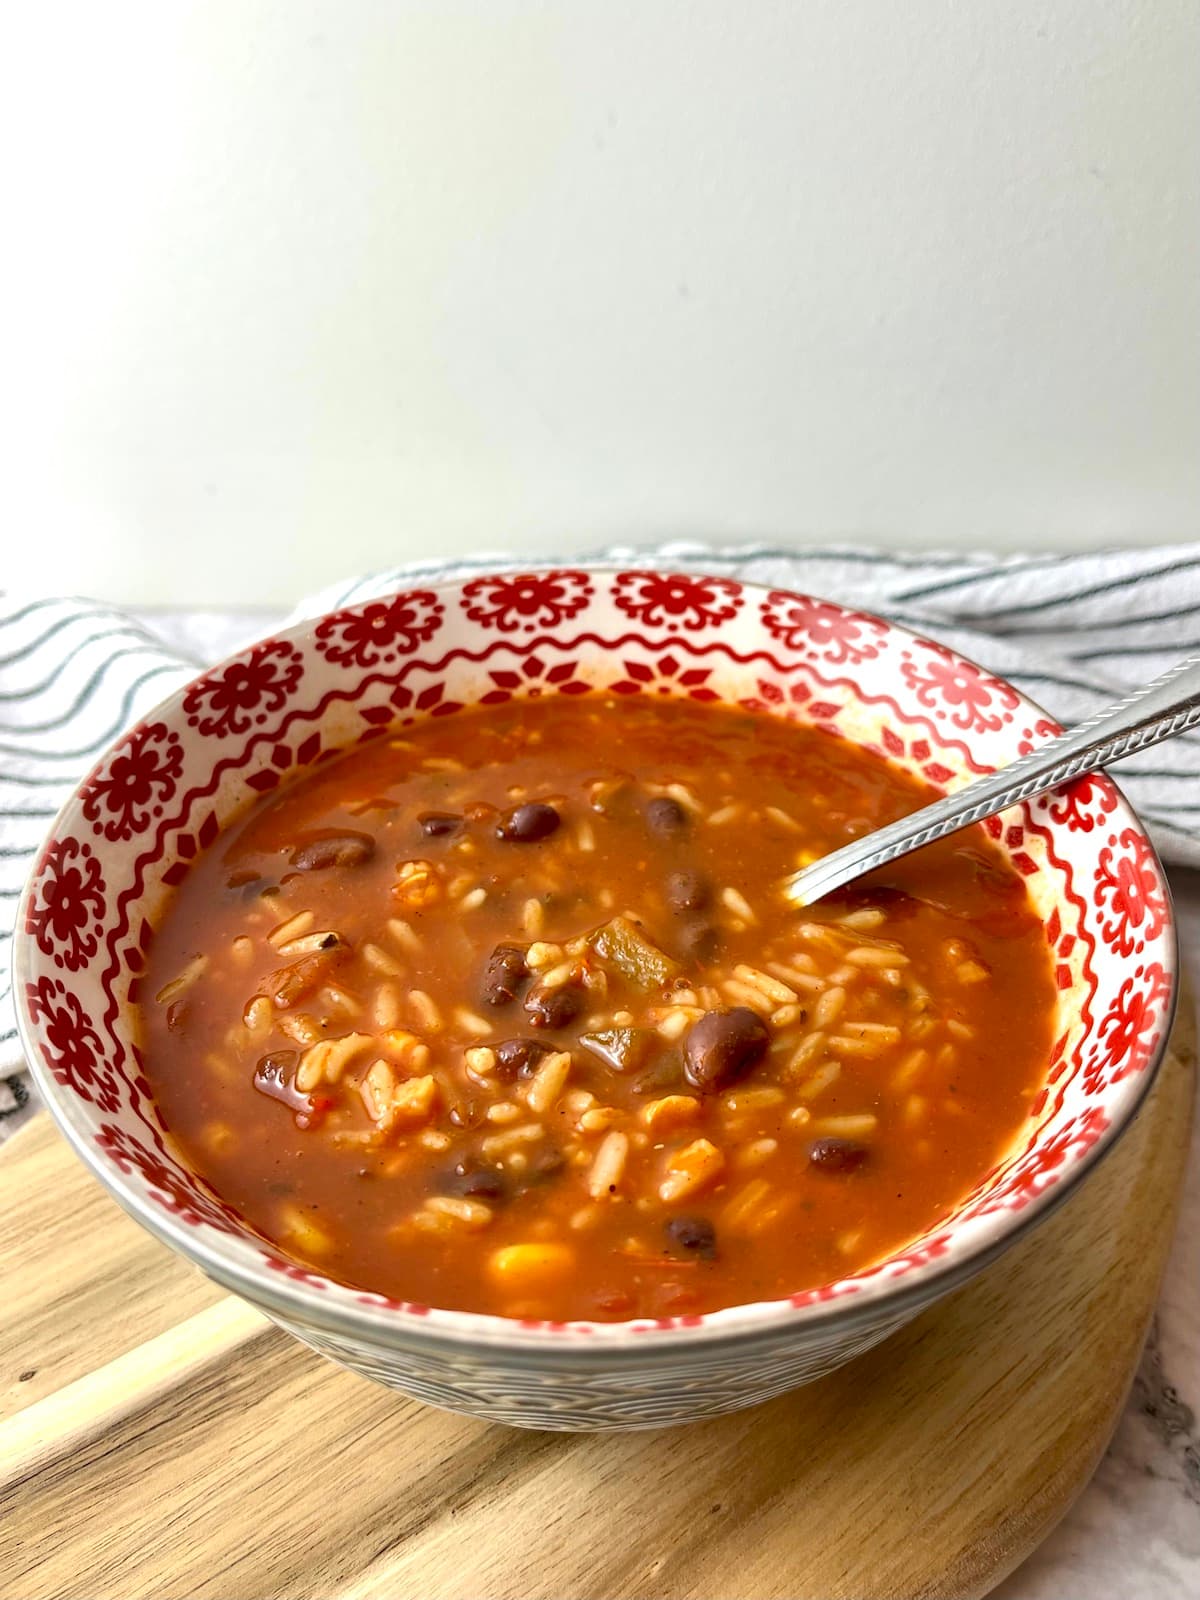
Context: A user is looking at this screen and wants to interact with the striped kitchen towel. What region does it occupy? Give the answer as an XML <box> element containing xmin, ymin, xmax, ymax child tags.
<box><xmin>3</xmin><ymin>541</ymin><xmax>1200</xmax><ymax>1139</ymax></box>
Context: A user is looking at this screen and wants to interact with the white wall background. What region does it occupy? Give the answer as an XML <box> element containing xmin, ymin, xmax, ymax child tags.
<box><xmin>3</xmin><ymin>0</ymin><xmax>1198</xmax><ymax>605</ymax></box>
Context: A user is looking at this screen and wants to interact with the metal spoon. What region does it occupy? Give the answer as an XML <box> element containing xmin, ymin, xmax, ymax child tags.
<box><xmin>784</xmin><ymin>652</ymin><xmax>1200</xmax><ymax>907</ymax></box>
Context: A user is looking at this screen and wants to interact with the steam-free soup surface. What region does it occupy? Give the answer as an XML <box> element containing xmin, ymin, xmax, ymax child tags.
<box><xmin>140</xmin><ymin>695</ymin><xmax>1055</xmax><ymax>1321</ymax></box>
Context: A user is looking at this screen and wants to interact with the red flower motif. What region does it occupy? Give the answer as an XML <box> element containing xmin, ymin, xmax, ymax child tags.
<box><xmin>1088</xmin><ymin>962</ymin><xmax>1171</xmax><ymax>1090</ymax></box>
<box><xmin>315</xmin><ymin>591</ymin><xmax>443</xmax><ymax>669</ymax></box>
<box><xmin>479</xmin><ymin>653</ymin><xmax>592</xmax><ymax>705</ymax></box>
<box><xmin>25</xmin><ymin>976</ymin><xmax>117</xmax><ymax>1111</ymax></box>
<box><xmin>759</xmin><ymin>593</ymin><xmax>886</xmax><ymax>664</ymax></box>
<box><xmin>1016</xmin><ymin>716</ymin><xmax>1062</xmax><ymax>755</ymax></box>
<box><xmin>183</xmin><ymin>639</ymin><xmax>303</xmax><ymax>737</ymax></box>
<box><xmin>461</xmin><ymin>570</ymin><xmax>593</xmax><ymax>634</ymax></box>
<box><xmin>900</xmin><ymin>652</ymin><xmax>1018</xmax><ymax>733</ymax></box>
<box><xmin>25</xmin><ymin>837</ymin><xmax>105</xmax><ymax>971</ymax></box>
<box><xmin>613</xmin><ymin>571</ymin><xmax>743</xmax><ymax>630</ymax></box>
<box><xmin>96</xmin><ymin>1123</ymin><xmax>239</xmax><ymax>1230</ymax></box>
<box><xmin>81</xmin><ymin>722</ymin><xmax>184</xmax><ymax>841</ymax></box>
<box><xmin>609</xmin><ymin>652</ymin><xmax>720</xmax><ymax>701</ymax></box>
<box><xmin>1094</xmin><ymin>827</ymin><xmax>1168</xmax><ymax>956</ymax></box>
<box><xmin>993</xmin><ymin>1106</ymin><xmax>1111</xmax><ymax>1205</ymax></box>
<box><xmin>1044</xmin><ymin>773</ymin><xmax>1119</xmax><ymax>834</ymax></box>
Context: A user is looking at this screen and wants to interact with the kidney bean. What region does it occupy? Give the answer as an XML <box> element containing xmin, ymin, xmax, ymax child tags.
<box><xmin>493</xmin><ymin>1036</ymin><xmax>553</xmax><ymax>1078</ymax></box>
<box><xmin>665</xmin><ymin>1215</ymin><xmax>717</xmax><ymax>1260</ymax></box>
<box><xmin>265</xmin><ymin>943</ymin><xmax>347</xmax><ymax>1009</ymax></box>
<box><xmin>808</xmin><ymin>1137</ymin><xmax>869</xmax><ymax>1174</ymax></box>
<box><xmin>683</xmin><ymin>1006</ymin><xmax>769</xmax><ymax>1093</ymax></box>
<box><xmin>253</xmin><ymin>1050</ymin><xmax>312</xmax><ymax>1117</ymax></box>
<box><xmin>445</xmin><ymin>1158</ymin><xmax>509</xmax><ymax>1203</ymax></box>
<box><xmin>496</xmin><ymin>802</ymin><xmax>561</xmax><ymax>843</ymax></box>
<box><xmin>289</xmin><ymin>831</ymin><xmax>375</xmax><ymax>872</ymax></box>
<box><xmin>665</xmin><ymin>869</ymin><xmax>710</xmax><ymax>913</ymax></box>
<box><xmin>448</xmin><ymin>1100</ymin><xmax>483</xmax><ymax>1129</ymax></box>
<box><xmin>482</xmin><ymin>944</ymin><xmax>529</xmax><ymax>1007</ymax></box>
<box><xmin>417</xmin><ymin>811</ymin><xmax>463</xmax><ymax>838</ymax></box>
<box><xmin>524</xmin><ymin>983</ymin><xmax>584</xmax><ymax>1030</ymax></box>
<box><xmin>593</xmin><ymin>1289</ymin><xmax>636</xmax><ymax>1317</ymax></box>
<box><xmin>645</xmin><ymin>796</ymin><xmax>688</xmax><ymax>836</ymax></box>
<box><xmin>165</xmin><ymin>1000</ymin><xmax>189</xmax><ymax>1033</ymax></box>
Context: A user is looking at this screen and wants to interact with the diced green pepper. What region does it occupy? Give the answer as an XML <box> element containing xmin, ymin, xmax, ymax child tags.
<box><xmin>588</xmin><ymin>916</ymin><xmax>680</xmax><ymax>993</ymax></box>
<box><xmin>579</xmin><ymin>1027</ymin><xmax>654</xmax><ymax>1073</ymax></box>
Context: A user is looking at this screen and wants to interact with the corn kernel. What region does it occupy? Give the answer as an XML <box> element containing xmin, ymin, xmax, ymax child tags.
<box><xmin>486</xmin><ymin>1242</ymin><xmax>574</xmax><ymax>1292</ymax></box>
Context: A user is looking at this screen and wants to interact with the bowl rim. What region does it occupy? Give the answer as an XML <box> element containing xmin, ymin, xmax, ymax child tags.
<box><xmin>13</xmin><ymin>565</ymin><xmax>1180</xmax><ymax>1357</ymax></box>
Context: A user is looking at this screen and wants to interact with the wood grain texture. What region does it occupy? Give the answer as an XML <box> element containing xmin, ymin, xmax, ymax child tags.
<box><xmin>1</xmin><ymin>996</ymin><xmax>1193</xmax><ymax>1600</ymax></box>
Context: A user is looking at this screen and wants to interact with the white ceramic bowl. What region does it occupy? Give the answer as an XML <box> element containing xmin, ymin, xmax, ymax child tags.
<box><xmin>14</xmin><ymin>567</ymin><xmax>1176</xmax><ymax>1429</ymax></box>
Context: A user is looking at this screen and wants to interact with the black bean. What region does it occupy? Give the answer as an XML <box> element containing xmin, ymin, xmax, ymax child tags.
<box><xmin>445</xmin><ymin>1158</ymin><xmax>509</xmax><ymax>1202</ymax></box>
<box><xmin>808</xmin><ymin>1137</ymin><xmax>869</xmax><ymax>1174</ymax></box>
<box><xmin>417</xmin><ymin>811</ymin><xmax>463</xmax><ymax>838</ymax></box>
<box><xmin>645</xmin><ymin>796</ymin><xmax>689</xmax><ymax>836</ymax></box>
<box><xmin>524</xmin><ymin>984</ymin><xmax>584</xmax><ymax>1030</ymax></box>
<box><xmin>683</xmin><ymin>1007</ymin><xmax>769</xmax><ymax>1093</ymax></box>
<box><xmin>665</xmin><ymin>1215</ymin><xmax>717</xmax><ymax>1260</ymax></box>
<box><xmin>678</xmin><ymin>920</ymin><xmax>721</xmax><ymax>964</ymax></box>
<box><xmin>665</xmin><ymin>869</ymin><xmax>710</xmax><ymax>913</ymax></box>
<box><xmin>289</xmin><ymin>831</ymin><xmax>375</xmax><ymax>871</ymax></box>
<box><xmin>496</xmin><ymin>802</ymin><xmax>561</xmax><ymax>843</ymax></box>
<box><xmin>522</xmin><ymin>1146</ymin><xmax>566</xmax><ymax>1186</ymax></box>
<box><xmin>481</xmin><ymin>943</ymin><xmax>529</xmax><ymax>1007</ymax></box>
<box><xmin>826</xmin><ymin>883</ymin><xmax>918</xmax><ymax>919</ymax></box>
<box><xmin>493</xmin><ymin>1037</ymin><xmax>553</xmax><ymax>1079</ymax></box>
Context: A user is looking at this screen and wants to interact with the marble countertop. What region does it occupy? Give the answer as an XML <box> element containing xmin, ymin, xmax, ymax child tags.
<box><xmin>13</xmin><ymin>606</ymin><xmax>1200</xmax><ymax>1598</ymax></box>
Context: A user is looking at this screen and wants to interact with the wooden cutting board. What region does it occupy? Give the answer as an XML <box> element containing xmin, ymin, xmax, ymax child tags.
<box><xmin>1</xmin><ymin>995</ymin><xmax>1194</xmax><ymax>1600</ymax></box>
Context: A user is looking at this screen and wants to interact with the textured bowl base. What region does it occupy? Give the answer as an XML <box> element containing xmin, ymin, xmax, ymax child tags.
<box><xmin>263</xmin><ymin>1307</ymin><xmax>913</xmax><ymax>1430</ymax></box>
<box><xmin>1</xmin><ymin>992</ymin><xmax>1192</xmax><ymax>1599</ymax></box>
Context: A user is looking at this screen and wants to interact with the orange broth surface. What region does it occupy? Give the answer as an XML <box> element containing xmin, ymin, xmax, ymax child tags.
<box><xmin>139</xmin><ymin>695</ymin><xmax>1056</xmax><ymax>1322</ymax></box>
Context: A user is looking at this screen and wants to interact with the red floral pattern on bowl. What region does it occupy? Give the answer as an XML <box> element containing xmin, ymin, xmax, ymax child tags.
<box><xmin>461</xmin><ymin>570</ymin><xmax>593</xmax><ymax>633</ymax></box>
<box><xmin>759</xmin><ymin>592</ymin><xmax>887</xmax><ymax>664</ymax></box>
<box><xmin>183</xmin><ymin>639</ymin><xmax>304</xmax><ymax>737</ymax></box>
<box><xmin>13</xmin><ymin>569</ymin><xmax>1176</xmax><ymax>1431</ymax></box>
<box><xmin>79</xmin><ymin>722</ymin><xmax>184</xmax><ymax>842</ymax></box>
<box><xmin>25</xmin><ymin>837</ymin><xmax>105</xmax><ymax>971</ymax></box>
<box><xmin>613</xmin><ymin>571</ymin><xmax>743</xmax><ymax>630</ymax></box>
<box><xmin>314</xmin><ymin>591</ymin><xmax>443</xmax><ymax>668</ymax></box>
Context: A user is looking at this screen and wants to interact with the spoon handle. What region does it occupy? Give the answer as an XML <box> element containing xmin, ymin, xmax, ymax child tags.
<box><xmin>785</xmin><ymin>653</ymin><xmax>1200</xmax><ymax>906</ymax></box>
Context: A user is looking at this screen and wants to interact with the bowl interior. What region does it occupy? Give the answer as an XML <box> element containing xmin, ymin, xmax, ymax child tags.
<box><xmin>15</xmin><ymin>569</ymin><xmax>1176</xmax><ymax>1346</ymax></box>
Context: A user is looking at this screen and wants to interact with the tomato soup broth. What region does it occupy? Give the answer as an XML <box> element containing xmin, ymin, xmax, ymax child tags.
<box><xmin>139</xmin><ymin>695</ymin><xmax>1056</xmax><ymax>1322</ymax></box>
